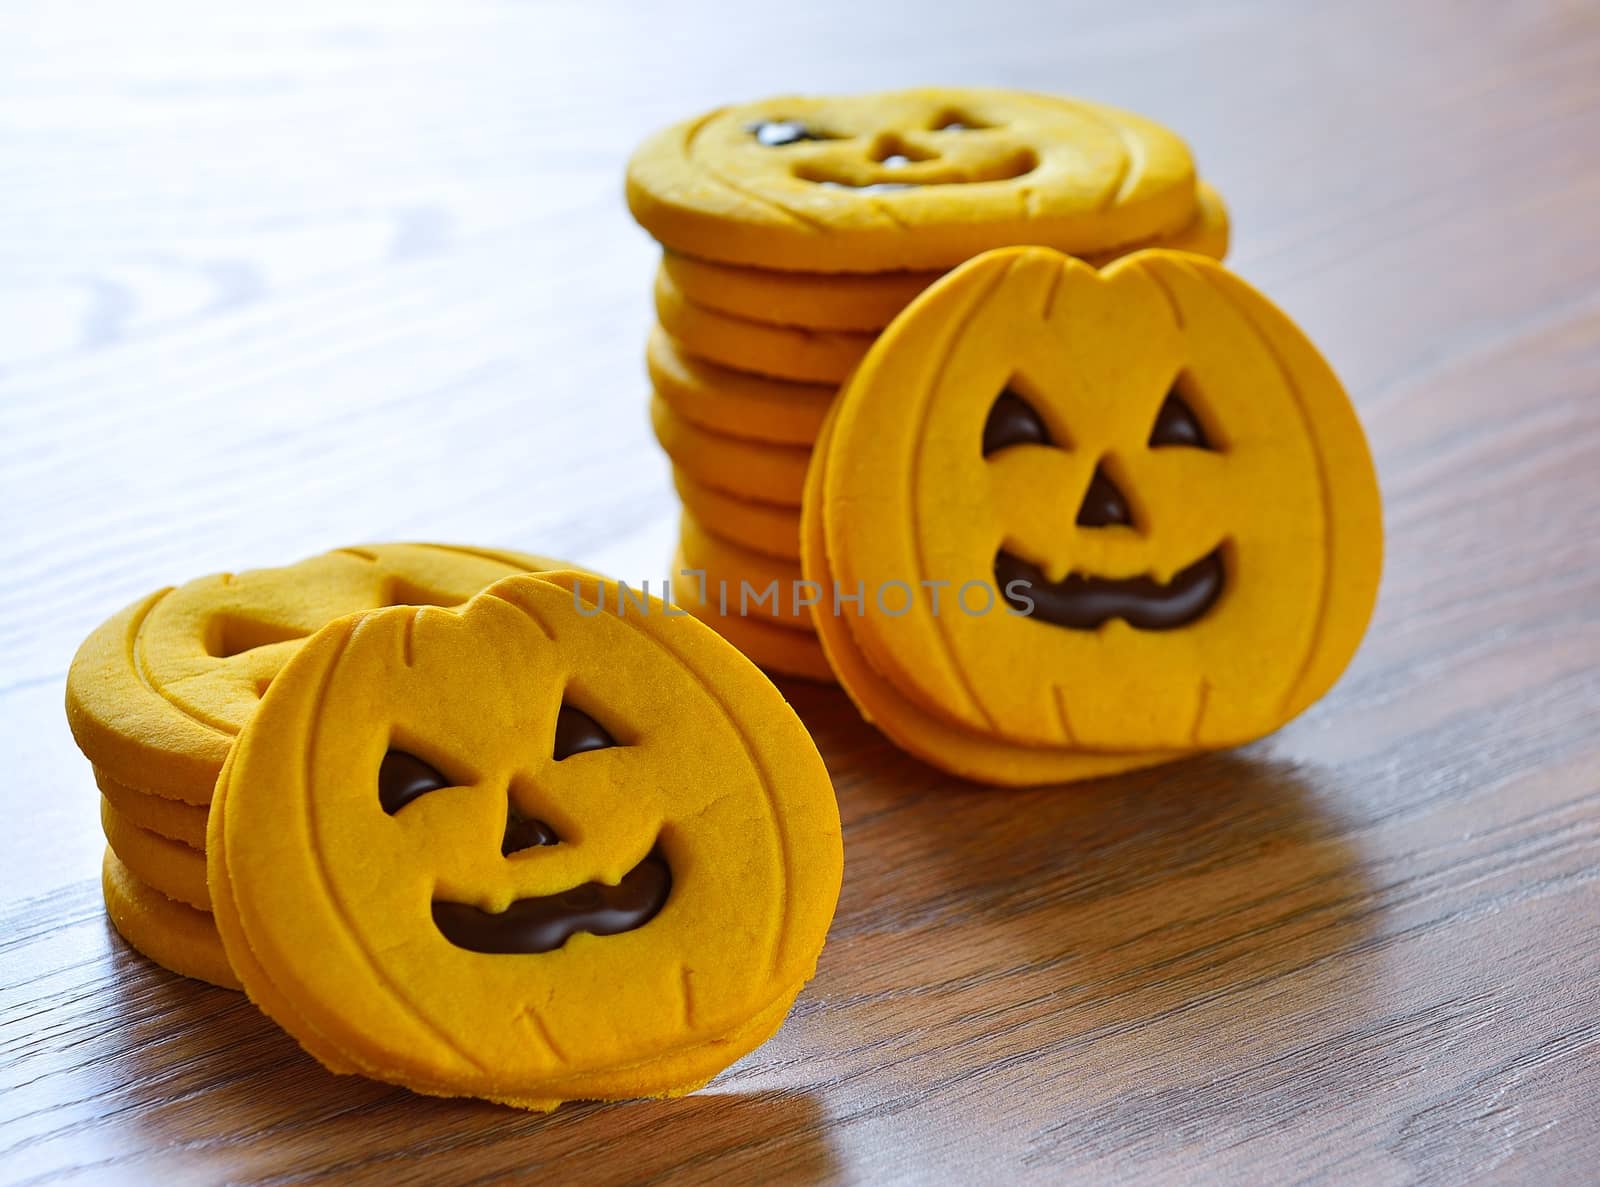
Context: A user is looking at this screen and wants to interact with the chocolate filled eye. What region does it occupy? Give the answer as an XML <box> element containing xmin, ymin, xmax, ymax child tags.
<box><xmin>982</xmin><ymin>388</ymin><xmax>1055</xmax><ymax>456</ymax></box>
<box><xmin>377</xmin><ymin>749</ymin><xmax>455</xmax><ymax>815</ymax></box>
<box><xmin>1148</xmin><ymin>392</ymin><xmax>1215</xmax><ymax>449</ymax></box>
<box><xmin>552</xmin><ymin>703</ymin><xmax>617</xmax><ymax>760</ymax></box>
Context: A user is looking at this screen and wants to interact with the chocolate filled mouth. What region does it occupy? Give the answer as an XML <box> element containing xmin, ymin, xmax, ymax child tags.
<box><xmin>431</xmin><ymin>846</ymin><xmax>671</xmax><ymax>955</ymax></box>
<box><xmin>996</xmin><ymin>546</ymin><xmax>1225</xmax><ymax>631</ymax></box>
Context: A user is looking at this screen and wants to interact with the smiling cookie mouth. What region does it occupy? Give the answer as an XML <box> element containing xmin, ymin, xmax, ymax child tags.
<box><xmin>996</xmin><ymin>546</ymin><xmax>1225</xmax><ymax>631</ymax></box>
<box><xmin>794</xmin><ymin>149</ymin><xmax>1039</xmax><ymax>192</ymax></box>
<box><xmin>431</xmin><ymin>846</ymin><xmax>672</xmax><ymax>955</ymax></box>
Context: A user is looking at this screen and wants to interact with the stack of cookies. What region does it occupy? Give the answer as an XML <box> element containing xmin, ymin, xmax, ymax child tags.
<box><xmin>627</xmin><ymin>87</ymin><xmax>1230</xmax><ymax>680</ymax></box>
<box><xmin>66</xmin><ymin>543</ymin><xmax>562</xmax><ymax>990</ymax></box>
<box><xmin>66</xmin><ymin>551</ymin><xmax>844</xmax><ymax>1110</ymax></box>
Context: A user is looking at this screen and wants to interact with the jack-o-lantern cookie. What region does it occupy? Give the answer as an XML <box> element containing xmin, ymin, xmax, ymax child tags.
<box><xmin>679</xmin><ymin>512</ymin><xmax>813</xmax><ymax>632</ymax></box>
<box><xmin>627</xmin><ymin>88</ymin><xmax>1198</xmax><ymax>272</ymax></box>
<box><xmin>102</xmin><ymin>849</ymin><xmax>238</xmax><ymax>990</ymax></box>
<box><xmin>660</xmin><ymin>180</ymin><xmax>1231</xmax><ymax>332</ymax></box>
<box><xmin>655</xmin><ymin>273</ymin><xmax>874</xmax><ymax>384</ymax></box>
<box><xmin>804</xmin><ymin>247</ymin><xmax>1381</xmax><ymax>783</ymax></box>
<box><xmin>101</xmin><ymin>796</ymin><xmax>209</xmax><ymax>910</ymax></box>
<box><xmin>674</xmin><ymin>470</ymin><xmax>802</xmax><ymax>561</ymax></box>
<box><xmin>97</xmin><ymin>767</ymin><xmax>209</xmax><ymax>850</ymax></box>
<box><xmin>67</xmin><ymin>544</ymin><xmax>565</xmax><ymax>807</ymax></box>
<box><xmin>208</xmin><ymin>572</ymin><xmax>842</xmax><ymax>1109</ymax></box>
<box><xmin>670</xmin><ymin>550</ymin><xmax>835</xmax><ymax>683</ymax></box>
<box><xmin>651</xmin><ymin>393</ymin><xmax>810</xmax><ymax>506</ymax></box>
<box><xmin>648</xmin><ymin>328</ymin><xmax>834</xmax><ymax>446</ymax></box>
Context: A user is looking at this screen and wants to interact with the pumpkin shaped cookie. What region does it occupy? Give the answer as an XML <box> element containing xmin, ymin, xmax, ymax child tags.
<box><xmin>648</xmin><ymin>327</ymin><xmax>834</xmax><ymax>446</ymax></box>
<box><xmin>208</xmin><ymin>572</ymin><xmax>842</xmax><ymax>1109</ymax></box>
<box><xmin>650</xmin><ymin>393</ymin><xmax>811</xmax><ymax>506</ymax></box>
<box><xmin>674</xmin><ymin>470</ymin><xmax>803</xmax><ymax>562</ymax></box>
<box><xmin>669</xmin><ymin>549</ymin><xmax>834</xmax><ymax>683</ymax></box>
<box><xmin>101</xmin><ymin>849</ymin><xmax>238</xmax><ymax>990</ymax></box>
<box><xmin>627</xmin><ymin>88</ymin><xmax>1198</xmax><ymax>272</ymax></box>
<box><xmin>67</xmin><ymin>543</ymin><xmax>566</xmax><ymax>806</ymax></box>
<box><xmin>96</xmin><ymin>767</ymin><xmax>209</xmax><ymax>850</ymax></box>
<box><xmin>101</xmin><ymin>796</ymin><xmax>209</xmax><ymax>910</ymax></box>
<box><xmin>660</xmin><ymin>180</ymin><xmax>1231</xmax><ymax>331</ymax></box>
<box><xmin>804</xmin><ymin>247</ymin><xmax>1381</xmax><ymax>782</ymax></box>
<box><xmin>678</xmin><ymin>511</ymin><xmax>814</xmax><ymax>632</ymax></box>
<box><xmin>655</xmin><ymin>271</ymin><xmax>875</xmax><ymax>383</ymax></box>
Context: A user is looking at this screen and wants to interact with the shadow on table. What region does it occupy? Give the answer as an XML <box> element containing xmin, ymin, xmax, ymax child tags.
<box><xmin>87</xmin><ymin>944</ymin><xmax>837</xmax><ymax>1184</ymax></box>
<box><xmin>780</xmin><ymin>677</ymin><xmax>1378</xmax><ymax>1069</ymax></box>
<box><xmin>78</xmin><ymin>682</ymin><xmax>1369</xmax><ymax>1181</ymax></box>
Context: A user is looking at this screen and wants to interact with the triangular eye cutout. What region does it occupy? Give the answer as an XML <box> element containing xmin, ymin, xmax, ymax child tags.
<box><xmin>378</xmin><ymin>749</ymin><xmax>454</xmax><ymax>816</ymax></box>
<box><xmin>1147</xmin><ymin>391</ymin><xmax>1214</xmax><ymax>450</ymax></box>
<box><xmin>553</xmin><ymin>703</ymin><xmax>617</xmax><ymax>761</ymax></box>
<box><xmin>982</xmin><ymin>387</ymin><xmax>1055</xmax><ymax>456</ymax></box>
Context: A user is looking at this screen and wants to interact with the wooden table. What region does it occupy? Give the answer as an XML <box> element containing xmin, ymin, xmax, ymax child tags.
<box><xmin>3</xmin><ymin>1</ymin><xmax>1598</xmax><ymax>1182</ymax></box>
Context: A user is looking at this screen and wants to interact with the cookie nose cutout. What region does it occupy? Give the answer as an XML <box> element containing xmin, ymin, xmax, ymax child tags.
<box><xmin>502</xmin><ymin>806</ymin><xmax>560</xmax><ymax>856</ymax></box>
<box><xmin>1076</xmin><ymin>464</ymin><xmax>1135</xmax><ymax>528</ymax></box>
<box><xmin>871</xmin><ymin>135</ymin><xmax>936</xmax><ymax>167</ymax></box>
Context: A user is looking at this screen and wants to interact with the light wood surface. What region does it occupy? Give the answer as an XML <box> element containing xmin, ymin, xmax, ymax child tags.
<box><xmin>3</xmin><ymin>1</ymin><xmax>1598</xmax><ymax>1183</ymax></box>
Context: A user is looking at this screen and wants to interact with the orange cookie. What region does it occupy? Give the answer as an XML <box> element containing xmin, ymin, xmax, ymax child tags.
<box><xmin>661</xmin><ymin>180</ymin><xmax>1231</xmax><ymax>331</ymax></box>
<box><xmin>67</xmin><ymin>544</ymin><xmax>567</xmax><ymax>807</ymax></box>
<box><xmin>648</xmin><ymin>327</ymin><xmax>834</xmax><ymax>445</ymax></box>
<box><xmin>627</xmin><ymin>87</ymin><xmax>1198</xmax><ymax>272</ymax></box>
<box><xmin>670</xmin><ymin>550</ymin><xmax>835</xmax><ymax>683</ymax></box>
<box><xmin>673</xmin><ymin>469</ymin><xmax>802</xmax><ymax>561</ymax></box>
<box><xmin>650</xmin><ymin>392</ymin><xmax>809</xmax><ymax>506</ymax></box>
<box><xmin>96</xmin><ymin>767</ymin><xmax>210</xmax><ymax>850</ymax></box>
<box><xmin>806</xmin><ymin>247</ymin><xmax>1382</xmax><ymax>782</ymax></box>
<box><xmin>101</xmin><ymin>796</ymin><xmax>209</xmax><ymax>910</ymax></box>
<box><xmin>208</xmin><ymin>572</ymin><xmax>842</xmax><ymax>1110</ymax></box>
<box><xmin>102</xmin><ymin>848</ymin><xmax>238</xmax><ymax>990</ymax></box>
<box><xmin>655</xmin><ymin>274</ymin><xmax>873</xmax><ymax>384</ymax></box>
<box><xmin>678</xmin><ymin>511</ymin><xmax>814</xmax><ymax>633</ymax></box>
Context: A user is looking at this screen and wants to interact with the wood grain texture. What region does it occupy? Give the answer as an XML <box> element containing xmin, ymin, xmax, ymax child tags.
<box><xmin>2</xmin><ymin>0</ymin><xmax>1598</xmax><ymax>1182</ymax></box>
